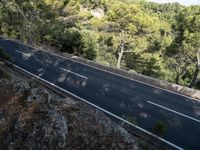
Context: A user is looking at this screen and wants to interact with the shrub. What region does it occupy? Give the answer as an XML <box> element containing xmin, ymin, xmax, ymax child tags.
<box><xmin>153</xmin><ymin>121</ymin><xmax>166</xmax><ymax>136</ymax></box>
<box><xmin>0</xmin><ymin>47</ymin><xmax>10</xmax><ymax>61</ymax></box>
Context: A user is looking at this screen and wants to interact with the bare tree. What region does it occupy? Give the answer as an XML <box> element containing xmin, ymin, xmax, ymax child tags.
<box><xmin>116</xmin><ymin>30</ymin><xmax>132</xmax><ymax>69</ymax></box>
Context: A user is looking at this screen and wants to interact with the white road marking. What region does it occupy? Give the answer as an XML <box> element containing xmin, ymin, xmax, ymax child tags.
<box><xmin>16</xmin><ymin>50</ymin><xmax>31</xmax><ymax>57</ymax></box>
<box><xmin>60</xmin><ymin>68</ymin><xmax>88</xmax><ymax>80</ymax></box>
<box><xmin>7</xmin><ymin>61</ymin><xmax>184</xmax><ymax>150</ymax></box>
<box><xmin>147</xmin><ymin>101</ymin><xmax>200</xmax><ymax>123</ymax></box>
<box><xmin>41</xmin><ymin>47</ymin><xmax>199</xmax><ymax>102</ymax></box>
<box><xmin>9</xmin><ymin>39</ymin><xmax>200</xmax><ymax>103</ymax></box>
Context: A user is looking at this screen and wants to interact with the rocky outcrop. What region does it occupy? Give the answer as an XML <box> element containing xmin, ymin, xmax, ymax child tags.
<box><xmin>91</xmin><ymin>8</ymin><xmax>104</xmax><ymax>18</ymax></box>
<box><xmin>0</xmin><ymin>79</ymin><xmax>140</xmax><ymax>150</ymax></box>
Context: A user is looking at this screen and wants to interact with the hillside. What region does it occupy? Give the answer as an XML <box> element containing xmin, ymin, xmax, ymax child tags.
<box><xmin>0</xmin><ymin>65</ymin><xmax>143</xmax><ymax>150</ymax></box>
<box><xmin>0</xmin><ymin>0</ymin><xmax>200</xmax><ymax>89</ymax></box>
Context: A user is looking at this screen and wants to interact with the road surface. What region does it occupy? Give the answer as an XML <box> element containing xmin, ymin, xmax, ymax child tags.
<box><xmin>1</xmin><ymin>39</ymin><xmax>200</xmax><ymax>150</ymax></box>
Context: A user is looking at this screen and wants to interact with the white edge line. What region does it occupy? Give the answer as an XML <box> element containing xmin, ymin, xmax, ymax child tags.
<box><xmin>8</xmin><ymin>62</ymin><xmax>184</xmax><ymax>150</ymax></box>
<box><xmin>147</xmin><ymin>101</ymin><xmax>200</xmax><ymax>123</ymax></box>
<box><xmin>50</xmin><ymin>53</ymin><xmax>200</xmax><ymax>102</ymax></box>
<box><xmin>60</xmin><ymin>67</ymin><xmax>88</xmax><ymax>80</ymax></box>
<box><xmin>7</xmin><ymin>39</ymin><xmax>200</xmax><ymax>102</ymax></box>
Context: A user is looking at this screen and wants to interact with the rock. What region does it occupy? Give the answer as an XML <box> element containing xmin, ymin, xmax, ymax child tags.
<box><xmin>26</xmin><ymin>88</ymin><xmax>47</xmax><ymax>103</ymax></box>
<box><xmin>91</xmin><ymin>8</ymin><xmax>105</xmax><ymax>18</ymax></box>
<box><xmin>23</xmin><ymin>108</ymin><xmax>68</xmax><ymax>150</ymax></box>
<box><xmin>0</xmin><ymin>118</ymin><xmax>5</xmax><ymax>126</ymax></box>
<box><xmin>13</xmin><ymin>80</ymin><xmax>31</xmax><ymax>94</ymax></box>
<box><xmin>0</xmin><ymin>79</ymin><xmax>140</xmax><ymax>150</ymax></box>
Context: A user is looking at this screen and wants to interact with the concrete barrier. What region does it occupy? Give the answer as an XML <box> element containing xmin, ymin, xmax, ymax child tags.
<box><xmin>1</xmin><ymin>35</ymin><xmax>200</xmax><ymax>100</ymax></box>
<box><xmin>61</xmin><ymin>52</ymin><xmax>200</xmax><ymax>101</ymax></box>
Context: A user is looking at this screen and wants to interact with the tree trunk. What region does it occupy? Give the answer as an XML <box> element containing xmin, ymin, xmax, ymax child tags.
<box><xmin>117</xmin><ymin>50</ymin><xmax>123</xmax><ymax>69</ymax></box>
<box><xmin>116</xmin><ymin>40</ymin><xmax>125</xmax><ymax>69</ymax></box>
<box><xmin>189</xmin><ymin>65</ymin><xmax>200</xmax><ymax>88</ymax></box>
<box><xmin>189</xmin><ymin>50</ymin><xmax>200</xmax><ymax>88</ymax></box>
<box><xmin>175</xmin><ymin>72</ymin><xmax>180</xmax><ymax>84</ymax></box>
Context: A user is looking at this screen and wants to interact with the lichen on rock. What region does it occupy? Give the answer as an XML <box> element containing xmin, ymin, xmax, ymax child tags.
<box><xmin>0</xmin><ymin>79</ymin><xmax>140</xmax><ymax>150</ymax></box>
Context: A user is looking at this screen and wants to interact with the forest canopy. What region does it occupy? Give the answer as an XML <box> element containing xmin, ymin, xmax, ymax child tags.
<box><xmin>0</xmin><ymin>0</ymin><xmax>200</xmax><ymax>89</ymax></box>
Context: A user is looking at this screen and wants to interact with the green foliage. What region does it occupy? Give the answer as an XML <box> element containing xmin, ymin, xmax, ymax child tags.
<box><xmin>125</xmin><ymin>53</ymin><xmax>162</xmax><ymax>77</ymax></box>
<box><xmin>165</xmin><ymin>6</ymin><xmax>200</xmax><ymax>87</ymax></box>
<box><xmin>153</xmin><ymin>121</ymin><xmax>166</xmax><ymax>136</ymax></box>
<box><xmin>59</xmin><ymin>27</ymin><xmax>82</xmax><ymax>53</ymax></box>
<box><xmin>81</xmin><ymin>31</ymin><xmax>97</xmax><ymax>60</ymax></box>
<box><xmin>141</xmin><ymin>57</ymin><xmax>162</xmax><ymax>77</ymax></box>
<box><xmin>56</xmin><ymin>28</ymin><xmax>97</xmax><ymax>60</ymax></box>
<box><xmin>0</xmin><ymin>0</ymin><xmax>200</xmax><ymax>88</ymax></box>
<box><xmin>0</xmin><ymin>47</ymin><xmax>10</xmax><ymax>61</ymax></box>
<box><xmin>0</xmin><ymin>68</ymin><xmax>10</xmax><ymax>79</ymax></box>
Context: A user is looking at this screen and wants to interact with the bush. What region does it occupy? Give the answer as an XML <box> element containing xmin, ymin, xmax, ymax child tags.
<box><xmin>0</xmin><ymin>69</ymin><xmax>10</xmax><ymax>79</ymax></box>
<box><xmin>0</xmin><ymin>47</ymin><xmax>10</xmax><ymax>61</ymax></box>
<box><xmin>81</xmin><ymin>31</ymin><xmax>97</xmax><ymax>60</ymax></box>
<box><xmin>153</xmin><ymin>121</ymin><xmax>166</xmax><ymax>136</ymax></box>
<box><xmin>58</xmin><ymin>28</ymin><xmax>97</xmax><ymax>60</ymax></box>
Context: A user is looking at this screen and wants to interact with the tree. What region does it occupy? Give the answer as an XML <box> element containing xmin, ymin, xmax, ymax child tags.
<box><xmin>142</xmin><ymin>57</ymin><xmax>162</xmax><ymax>77</ymax></box>
<box><xmin>58</xmin><ymin>28</ymin><xmax>97</xmax><ymax>60</ymax></box>
<box><xmin>59</xmin><ymin>28</ymin><xmax>82</xmax><ymax>54</ymax></box>
<box><xmin>125</xmin><ymin>52</ymin><xmax>142</xmax><ymax>71</ymax></box>
<box><xmin>116</xmin><ymin>30</ymin><xmax>132</xmax><ymax>68</ymax></box>
<box><xmin>81</xmin><ymin>31</ymin><xmax>97</xmax><ymax>60</ymax></box>
<box><xmin>166</xmin><ymin>56</ymin><xmax>190</xmax><ymax>84</ymax></box>
<box><xmin>183</xmin><ymin>30</ymin><xmax>200</xmax><ymax>87</ymax></box>
<box><xmin>166</xmin><ymin>6</ymin><xmax>200</xmax><ymax>87</ymax></box>
<box><xmin>0</xmin><ymin>0</ymin><xmax>200</xmax><ymax>89</ymax></box>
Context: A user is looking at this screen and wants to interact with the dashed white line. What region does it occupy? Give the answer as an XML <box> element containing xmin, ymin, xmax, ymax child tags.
<box><xmin>147</xmin><ymin>101</ymin><xmax>200</xmax><ymax>123</ymax></box>
<box><xmin>45</xmin><ymin>47</ymin><xmax>200</xmax><ymax>102</ymax></box>
<box><xmin>8</xmin><ymin>39</ymin><xmax>200</xmax><ymax>102</ymax></box>
<box><xmin>16</xmin><ymin>50</ymin><xmax>31</xmax><ymax>57</ymax></box>
<box><xmin>60</xmin><ymin>67</ymin><xmax>88</xmax><ymax>80</ymax></box>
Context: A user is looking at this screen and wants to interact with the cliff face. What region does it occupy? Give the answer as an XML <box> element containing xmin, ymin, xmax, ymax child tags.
<box><xmin>0</xmin><ymin>79</ymin><xmax>139</xmax><ymax>150</ymax></box>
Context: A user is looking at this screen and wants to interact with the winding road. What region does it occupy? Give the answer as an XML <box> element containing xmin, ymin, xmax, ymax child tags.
<box><xmin>1</xmin><ymin>38</ymin><xmax>200</xmax><ymax>150</ymax></box>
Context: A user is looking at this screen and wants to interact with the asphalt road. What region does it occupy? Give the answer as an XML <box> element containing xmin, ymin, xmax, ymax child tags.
<box><xmin>1</xmin><ymin>39</ymin><xmax>200</xmax><ymax>150</ymax></box>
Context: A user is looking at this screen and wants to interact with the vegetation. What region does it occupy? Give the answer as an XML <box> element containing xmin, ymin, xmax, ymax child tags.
<box><xmin>153</xmin><ymin>121</ymin><xmax>166</xmax><ymax>136</ymax></box>
<box><xmin>0</xmin><ymin>47</ymin><xmax>9</xmax><ymax>61</ymax></box>
<box><xmin>0</xmin><ymin>68</ymin><xmax>10</xmax><ymax>79</ymax></box>
<box><xmin>0</xmin><ymin>0</ymin><xmax>200</xmax><ymax>88</ymax></box>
